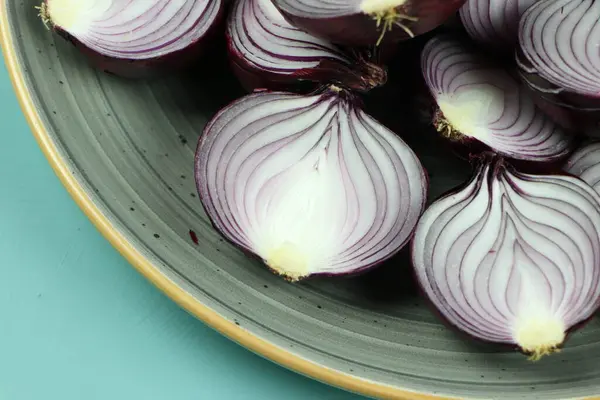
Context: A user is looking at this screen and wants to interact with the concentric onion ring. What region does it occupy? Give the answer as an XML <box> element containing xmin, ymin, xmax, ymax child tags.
<box><xmin>459</xmin><ymin>0</ymin><xmax>539</xmax><ymax>48</ymax></box>
<box><xmin>517</xmin><ymin>0</ymin><xmax>600</xmax><ymax>110</ymax></box>
<box><xmin>421</xmin><ymin>35</ymin><xmax>574</xmax><ymax>162</ymax></box>
<box><xmin>227</xmin><ymin>0</ymin><xmax>387</xmax><ymax>92</ymax></box>
<box><xmin>565</xmin><ymin>142</ymin><xmax>600</xmax><ymax>193</ymax></box>
<box><xmin>412</xmin><ymin>154</ymin><xmax>600</xmax><ymax>359</ymax></box>
<box><xmin>195</xmin><ymin>87</ymin><xmax>427</xmax><ymax>281</ymax></box>
<box><xmin>41</xmin><ymin>0</ymin><xmax>223</xmax><ymax>76</ymax></box>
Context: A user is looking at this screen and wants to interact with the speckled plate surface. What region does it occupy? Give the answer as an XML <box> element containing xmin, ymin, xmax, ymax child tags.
<box><xmin>3</xmin><ymin>2</ymin><xmax>600</xmax><ymax>399</ymax></box>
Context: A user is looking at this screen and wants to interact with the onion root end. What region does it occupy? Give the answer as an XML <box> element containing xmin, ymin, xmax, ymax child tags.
<box><xmin>265</xmin><ymin>242</ymin><xmax>309</xmax><ymax>282</ymax></box>
<box><xmin>370</xmin><ymin>8</ymin><xmax>418</xmax><ymax>46</ymax></box>
<box><xmin>515</xmin><ymin>317</ymin><xmax>565</xmax><ymax>361</ymax></box>
<box><xmin>36</xmin><ymin>3</ymin><xmax>52</xmax><ymax>30</ymax></box>
<box><xmin>433</xmin><ymin>108</ymin><xmax>464</xmax><ymax>142</ymax></box>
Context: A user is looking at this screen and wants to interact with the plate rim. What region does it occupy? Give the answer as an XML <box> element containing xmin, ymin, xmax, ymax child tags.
<box><xmin>0</xmin><ymin>4</ymin><xmax>445</xmax><ymax>400</ymax></box>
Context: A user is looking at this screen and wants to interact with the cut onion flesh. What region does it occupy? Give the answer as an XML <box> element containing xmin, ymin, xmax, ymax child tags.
<box><xmin>40</xmin><ymin>0</ymin><xmax>223</xmax><ymax>77</ymax></box>
<box><xmin>412</xmin><ymin>154</ymin><xmax>600</xmax><ymax>359</ymax></box>
<box><xmin>565</xmin><ymin>142</ymin><xmax>600</xmax><ymax>194</ymax></box>
<box><xmin>517</xmin><ymin>0</ymin><xmax>600</xmax><ymax>111</ymax></box>
<box><xmin>270</xmin><ymin>0</ymin><xmax>467</xmax><ymax>46</ymax></box>
<box><xmin>459</xmin><ymin>0</ymin><xmax>539</xmax><ymax>48</ymax></box>
<box><xmin>226</xmin><ymin>0</ymin><xmax>387</xmax><ymax>92</ymax></box>
<box><xmin>421</xmin><ymin>34</ymin><xmax>574</xmax><ymax>163</ymax></box>
<box><xmin>195</xmin><ymin>87</ymin><xmax>427</xmax><ymax>281</ymax></box>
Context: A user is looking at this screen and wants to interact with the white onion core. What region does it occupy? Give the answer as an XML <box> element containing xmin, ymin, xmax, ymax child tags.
<box><xmin>436</xmin><ymin>85</ymin><xmax>505</xmax><ymax>141</ymax></box>
<box><xmin>360</xmin><ymin>0</ymin><xmax>407</xmax><ymax>14</ymax></box>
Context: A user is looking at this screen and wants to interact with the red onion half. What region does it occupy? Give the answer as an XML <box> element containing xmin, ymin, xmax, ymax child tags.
<box><xmin>195</xmin><ymin>87</ymin><xmax>427</xmax><ymax>281</ymax></box>
<box><xmin>270</xmin><ymin>0</ymin><xmax>467</xmax><ymax>47</ymax></box>
<box><xmin>226</xmin><ymin>0</ymin><xmax>387</xmax><ymax>92</ymax></box>
<box><xmin>459</xmin><ymin>0</ymin><xmax>539</xmax><ymax>49</ymax></box>
<box><xmin>412</xmin><ymin>154</ymin><xmax>600</xmax><ymax>360</ymax></box>
<box><xmin>38</xmin><ymin>0</ymin><xmax>223</xmax><ymax>78</ymax></box>
<box><xmin>565</xmin><ymin>142</ymin><xmax>600</xmax><ymax>193</ymax></box>
<box><xmin>517</xmin><ymin>0</ymin><xmax>600</xmax><ymax>111</ymax></box>
<box><xmin>421</xmin><ymin>35</ymin><xmax>574</xmax><ymax>162</ymax></box>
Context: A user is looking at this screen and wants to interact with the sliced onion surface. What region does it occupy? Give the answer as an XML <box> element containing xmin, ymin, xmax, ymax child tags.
<box><xmin>421</xmin><ymin>35</ymin><xmax>574</xmax><ymax>162</ymax></box>
<box><xmin>517</xmin><ymin>0</ymin><xmax>600</xmax><ymax>110</ymax></box>
<box><xmin>270</xmin><ymin>0</ymin><xmax>466</xmax><ymax>46</ymax></box>
<box><xmin>227</xmin><ymin>0</ymin><xmax>386</xmax><ymax>92</ymax></box>
<box><xmin>565</xmin><ymin>142</ymin><xmax>600</xmax><ymax>193</ymax></box>
<box><xmin>42</xmin><ymin>0</ymin><xmax>223</xmax><ymax>76</ymax></box>
<box><xmin>459</xmin><ymin>0</ymin><xmax>539</xmax><ymax>48</ymax></box>
<box><xmin>412</xmin><ymin>154</ymin><xmax>600</xmax><ymax>359</ymax></box>
<box><xmin>195</xmin><ymin>87</ymin><xmax>427</xmax><ymax>281</ymax></box>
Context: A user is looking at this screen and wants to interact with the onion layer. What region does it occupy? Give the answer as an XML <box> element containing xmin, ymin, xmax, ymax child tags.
<box><xmin>39</xmin><ymin>0</ymin><xmax>223</xmax><ymax>77</ymax></box>
<box><xmin>459</xmin><ymin>0</ymin><xmax>539</xmax><ymax>48</ymax></box>
<box><xmin>517</xmin><ymin>0</ymin><xmax>600</xmax><ymax>111</ymax></box>
<box><xmin>421</xmin><ymin>34</ymin><xmax>574</xmax><ymax>162</ymax></box>
<box><xmin>565</xmin><ymin>142</ymin><xmax>600</xmax><ymax>193</ymax></box>
<box><xmin>270</xmin><ymin>0</ymin><xmax>467</xmax><ymax>46</ymax></box>
<box><xmin>226</xmin><ymin>0</ymin><xmax>387</xmax><ymax>92</ymax></box>
<box><xmin>195</xmin><ymin>87</ymin><xmax>427</xmax><ymax>281</ymax></box>
<box><xmin>412</xmin><ymin>154</ymin><xmax>600</xmax><ymax>359</ymax></box>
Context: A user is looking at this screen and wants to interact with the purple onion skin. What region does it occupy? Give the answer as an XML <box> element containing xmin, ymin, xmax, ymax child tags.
<box><xmin>272</xmin><ymin>0</ymin><xmax>467</xmax><ymax>47</ymax></box>
<box><xmin>528</xmin><ymin>90</ymin><xmax>578</xmax><ymax>131</ymax></box>
<box><xmin>438</xmin><ymin>128</ymin><xmax>582</xmax><ymax>175</ymax></box>
<box><xmin>517</xmin><ymin>49</ymin><xmax>600</xmax><ymax>113</ymax></box>
<box><xmin>226</xmin><ymin>36</ymin><xmax>388</xmax><ymax>93</ymax></box>
<box><xmin>49</xmin><ymin>2</ymin><xmax>225</xmax><ymax>79</ymax></box>
<box><xmin>227</xmin><ymin>56</ymin><xmax>317</xmax><ymax>93</ymax></box>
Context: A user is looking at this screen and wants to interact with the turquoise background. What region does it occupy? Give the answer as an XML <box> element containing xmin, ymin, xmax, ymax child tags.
<box><xmin>0</xmin><ymin>52</ymin><xmax>365</xmax><ymax>400</ymax></box>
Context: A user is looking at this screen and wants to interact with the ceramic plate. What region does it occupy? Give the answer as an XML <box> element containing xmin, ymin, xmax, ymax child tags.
<box><xmin>3</xmin><ymin>1</ymin><xmax>600</xmax><ymax>399</ymax></box>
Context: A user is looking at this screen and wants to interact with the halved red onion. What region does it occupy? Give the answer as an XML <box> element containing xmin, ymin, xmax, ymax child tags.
<box><xmin>412</xmin><ymin>154</ymin><xmax>600</xmax><ymax>359</ymax></box>
<box><xmin>421</xmin><ymin>34</ymin><xmax>574</xmax><ymax>162</ymax></box>
<box><xmin>270</xmin><ymin>0</ymin><xmax>467</xmax><ymax>47</ymax></box>
<box><xmin>459</xmin><ymin>0</ymin><xmax>539</xmax><ymax>49</ymax></box>
<box><xmin>195</xmin><ymin>87</ymin><xmax>427</xmax><ymax>281</ymax></box>
<box><xmin>565</xmin><ymin>142</ymin><xmax>600</xmax><ymax>193</ymax></box>
<box><xmin>517</xmin><ymin>0</ymin><xmax>600</xmax><ymax>111</ymax></box>
<box><xmin>226</xmin><ymin>0</ymin><xmax>387</xmax><ymax>92</ymax></box>
<box><xmin>38</xmin><ymin>0</ymin><xmax>223</xmax><ymax>78</ymax></box>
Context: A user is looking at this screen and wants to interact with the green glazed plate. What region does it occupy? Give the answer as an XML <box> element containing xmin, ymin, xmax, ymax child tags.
<box><xmin>3</xmin><ymin>1</ymin><xmax>600</xmax><ymax>399</ymax></box>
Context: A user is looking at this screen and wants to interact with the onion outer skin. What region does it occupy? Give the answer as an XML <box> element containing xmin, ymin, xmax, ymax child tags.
<box><xmin>412</xmin><ymin>153</ymin><xmax>600</xmax><ymax>359</ymax></box>
<box><xmin>459</xmin><ymin>0</ymin><xmax>539</xmax><ymax>49</ymax></box>
<box><xmin>41</xmin><ymin>0</ymin><xmax>224</xmax><ymax>78</ymax></box>
<box><xmin>421</xmin><ymin>34</ymin><xmax>574</xmax><ymax>163</ymax></box>
<box><xmin>271</xmin><ymin>0</ymin><xmax>467</xmax><ymax>47</ymax></box>
<box><xmin>517</xmin><ymin>0</ymin><xmax>600</xmax><ymax>111</ymax></box>
<box><xmin>565</xmin><ymin>142</ymin><xmax>600</xmax><ymax>194</ymax></box>
<box><xmin>195</xmin><ymin>87</ymin><xmax>427</xmax><ymax>281</ymax></box>
<box><xmin>226</xmin><ymin>0</ymin><xmax>387</xmax><ymax>93</ymax></box>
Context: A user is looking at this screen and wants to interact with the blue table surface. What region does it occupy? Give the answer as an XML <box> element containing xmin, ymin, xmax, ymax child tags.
<box><xmin>0</xmin><ymin>51</ymin><xmax>366</xmax><ymax>400</ymax></box>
